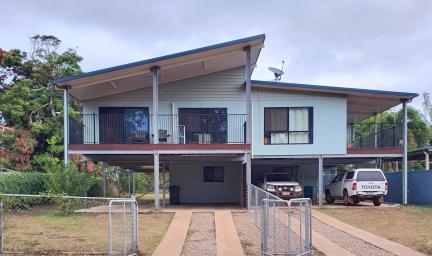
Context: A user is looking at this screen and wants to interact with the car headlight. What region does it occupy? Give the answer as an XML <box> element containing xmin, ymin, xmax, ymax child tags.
<box><xmin>266</xmin><ymin>185</ymin><xmax>275</xmax><ymax>192</ymax></box>
<box><xmin>295</xmin><ymin>185</ymin><xmax>302</xmax><ymax>192</ymax></box>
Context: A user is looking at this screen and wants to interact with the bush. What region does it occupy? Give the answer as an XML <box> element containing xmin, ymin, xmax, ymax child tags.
<box><xmin>0</xmin><ymin>172</ymin><xmax>47</xmax><ymax>194</ymax></box>
<box><xmin>46</xmin><ymin>164</ymin><xmax>96</xmax><ymax>196</ymax></box>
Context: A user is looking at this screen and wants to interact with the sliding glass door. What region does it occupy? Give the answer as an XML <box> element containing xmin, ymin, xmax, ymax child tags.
<box><xmin>99</xmin><ymin>107</ymin><xmax>149</xmax><ymax>144</ymax></box>
<box><xmin>178</xmin><ymin>108</ymin><xmax>227</xmax><ymax>144</ymax></box>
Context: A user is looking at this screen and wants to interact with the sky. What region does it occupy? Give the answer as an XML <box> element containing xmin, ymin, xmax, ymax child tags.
<box><xmin>1</xmin><ymin>0</ymin><xmax>431</xmax><ymax>109</ymax></box>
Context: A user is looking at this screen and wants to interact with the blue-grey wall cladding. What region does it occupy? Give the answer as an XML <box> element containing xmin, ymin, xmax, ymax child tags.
<box><xmin>384</xmin><ymin>171</ymin><xmax>432</xmax><ymax>205</ymax></box>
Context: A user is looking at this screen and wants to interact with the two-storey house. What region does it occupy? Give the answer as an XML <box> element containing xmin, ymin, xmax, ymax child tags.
<box><xmin>53</xmin><ymin>34</ymin><xmax>417</xmax><ymax>208</ymax></box>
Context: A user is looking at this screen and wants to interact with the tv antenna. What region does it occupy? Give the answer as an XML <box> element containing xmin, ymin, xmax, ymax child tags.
<box><xmin>268</xmin><ymin>61</ymin><xmax>285</xmax><ymax>82</ymax></box>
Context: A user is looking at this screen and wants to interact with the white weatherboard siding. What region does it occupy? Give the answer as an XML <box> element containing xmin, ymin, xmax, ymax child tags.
<box><xmin>252</xmin><ymin>89</ymin><xmax>347</xmax><ymax>156</ymax></box>
<box><xmin>169</xmin><ymin>161</ymin><xmax>242</xmax><ymax>203</ymax></box>
<box><xmin>82</xmin><ymin>68</ymin><xmax>246</xmax><ymax>144</ymax></box>
<box><xmin>81</xmin><ymin>67</ymin><xmax>348</xmax><ymax>156</ymax></box>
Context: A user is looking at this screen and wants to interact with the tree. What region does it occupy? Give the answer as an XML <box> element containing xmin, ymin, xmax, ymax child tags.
<box><xmin>0</xmin><ymin>35</ymin><xmax>82</xmax><ymax>169</ymax></box>
<box><xmin>422</xmin><ymin>92</ymin><xmax>432</xmax><ymax>126</ymax></box>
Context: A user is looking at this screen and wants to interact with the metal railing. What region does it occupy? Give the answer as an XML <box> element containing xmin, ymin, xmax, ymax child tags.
<box><xmin>70</xmin><ymin>113</ymin><xmax>246</xmax><ymax>145</ymax></box>
<box><xmin>348</xmin><ymin>122</ymin><xmax>402</xmax><ymax>149</ymax></box>
<box><xmin>0</xmin><ymin>194</ymin><xmax>138</xmax><ymax>255</ymax></box>
<box><xmin>248</xmin><ymin>184</ymin><xmax>312</xmax><ymax>256</ymax></box>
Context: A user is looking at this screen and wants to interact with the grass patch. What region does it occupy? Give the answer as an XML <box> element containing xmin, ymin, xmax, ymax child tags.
<box><xmin>137</xmin><ymin>212</ymin><xmax>174</xmax><ymax>256</ymax></box>
<box><xmin>318</xmin><ymin>205</ymin><xmax>432</xmax><ymax>254</ymax></box>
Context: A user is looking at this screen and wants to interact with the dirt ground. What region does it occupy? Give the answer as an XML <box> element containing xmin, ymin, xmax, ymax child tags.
<box><xmin>318</xmin><ymin>205</ymin><xmax>432</xmax><ymax>255</ymax></box>
<box><xmin>3</xmin><ymin>210</ymin><xmax>173</xmax><ymax>255</ymax></box>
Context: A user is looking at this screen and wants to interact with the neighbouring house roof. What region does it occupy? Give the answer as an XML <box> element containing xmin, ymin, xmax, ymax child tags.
<box><xmin>251</xmin><ymin>80</ymin><xmax>418</xmax><ymax>123</ymax></box>
<box><xmin>53</xmin><ymin>34</ymin><xmax>265</xmax><ymax>101</ymax></box>
<box><xmin>408</xmin><ymin>146</ymin><xmax>432</xmax><ymax>161</ymax></box>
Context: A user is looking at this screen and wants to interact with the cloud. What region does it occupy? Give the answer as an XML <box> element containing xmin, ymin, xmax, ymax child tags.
<box><xmin>1</xmin><ymin>0</ymin><xmax>431</xmax><ymax>107</ymax></box>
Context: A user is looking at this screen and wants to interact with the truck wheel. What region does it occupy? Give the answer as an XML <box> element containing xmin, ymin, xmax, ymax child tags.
<box><xmin>325</xmin><ymin>190</ymin><xmax>334</xmax><ymax>204</ymax></box>
<box><xmin>373</xmin><ymin>198</ymin><xmax>382</xmax><ymax>206</ymax></box>
<box><xmin>343</xmin><ymin>191</ymin><xmax>351</xmax><ymax>206</ymax></box>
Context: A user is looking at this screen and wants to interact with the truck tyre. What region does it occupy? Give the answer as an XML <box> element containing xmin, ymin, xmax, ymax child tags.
<box><xmin>373</xmin><ymin>198</ymin><xmax>382</xmax><ymax>206</ymax></box>
<box><xmin>325</xmin><ymin>190</ymin><xmax>335</xmax><ymax>204</ymax></box>
<box><xmin>343</xmin><ymin>190</ymin><xmax>351</xmax><ymax>206</ymax></box>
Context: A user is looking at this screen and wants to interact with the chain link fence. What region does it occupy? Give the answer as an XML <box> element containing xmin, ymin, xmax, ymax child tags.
<box><xmin>248</xmin><ymin>184</ymin><xmax>281</xmax><ymax>229</ymax></box>
<box><xmin>0</xmin><ymin>194</ymin><xmax>138</xmax><ymax>255</ymax></box>
<box><xmin>109</xmin><ymin>199</ymin><xmax>138</xmax><ymax>256</ymax></box>
<box><xmin>248</xmin><ymin>184</ymin><xmax>312</xmax><ymax>256</ymax></box>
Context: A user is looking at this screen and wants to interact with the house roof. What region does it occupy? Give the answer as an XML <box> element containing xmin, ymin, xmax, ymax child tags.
<box><xmin>251</xmin><ymin>80</ymin><xmax>418</xmax><ymax>123</ymax></box>
<box><xmin>53</xmin><ymin>34</ymin><xmax>265</xmax><ymax>100</ymax></box>
<box><xmin>408</xmin><ymin>146</ymin><xmax>432</xmax><ymax>160</ymax></box>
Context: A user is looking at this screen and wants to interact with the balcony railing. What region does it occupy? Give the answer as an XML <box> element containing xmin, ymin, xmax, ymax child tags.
<box><xmin>347</xmin><ymin>122</ymin><xmax>402</xmax><ymax>149</ymax></box>
<box><xmin>69</xmin><ymin>113</ymin><xmax>246</xmax><ymax>145</ymax></box>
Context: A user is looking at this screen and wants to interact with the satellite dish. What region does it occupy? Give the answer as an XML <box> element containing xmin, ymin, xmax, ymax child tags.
<box><xmin>268</xmin><ymin>61</ymin><xmax>285</xmax><ymax>81</ymax></box>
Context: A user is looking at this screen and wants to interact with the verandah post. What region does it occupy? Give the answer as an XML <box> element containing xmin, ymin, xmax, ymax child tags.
<box><xmin>152</xmin><ymin>65</ymin><xmax>160</xmax><ymax>210</ymax></box>
<box><xmin>63</xmin><ymin>86</ymin><xmax>69</xmax><ymax>166</ymax></box>
<box><xmin>244</xmin><ymin>46</ymin><xmax>252</xmax><ymax>209</ymax></box>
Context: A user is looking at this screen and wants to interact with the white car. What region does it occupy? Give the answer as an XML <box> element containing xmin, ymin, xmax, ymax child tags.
<box><xmin>260</xmin><ymin>173</ymin><xmax>303</xmax><ymax>200</ymax></box>
<box><xmin>325</xmin><ymin>168</ymin><xmax>388</xmax><ymax>206</ymax></box>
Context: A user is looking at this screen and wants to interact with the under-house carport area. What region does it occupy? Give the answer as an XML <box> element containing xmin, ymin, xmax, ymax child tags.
<box><xmin>251</xmin><ymin>156</ymin><xmax>399</xmax><ymax>204</ymax></box>
<box><xmin>83</xmin><ymin>154</ymin><xmax>246</xmax><ymax>207</ymax></box>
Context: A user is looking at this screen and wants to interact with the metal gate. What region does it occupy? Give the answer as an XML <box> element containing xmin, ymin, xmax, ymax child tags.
<box><xmin>261</xmin><ymin>198</ymin><xmax>312</xmax><ymax>256</ymax></box>
<box><xmin>109</xmin><ymin>199</ymin><xmax>138</xmax><ymax>256</ymax></box>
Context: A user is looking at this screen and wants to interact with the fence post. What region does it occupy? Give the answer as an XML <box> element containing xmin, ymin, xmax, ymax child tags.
<box><xmin>261</xmin><ymin>200</ymin><xmax>268</xmax><ymax>254</ymax></box>
<box><xmin>131</xmin><ymin>197</ymin><xmax>138</xmax><ymax>254</ymax></box>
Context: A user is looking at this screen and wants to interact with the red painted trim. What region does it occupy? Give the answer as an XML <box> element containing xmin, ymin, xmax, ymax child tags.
<box><xmin>69</xmin><ymin>144</ymin><xmax>250</xmax><ymax>151</ymax></box>
<box><xmin>347</xmin><ymin>148</ymin><xmax>403</xmax><ymax>154</ymax></box>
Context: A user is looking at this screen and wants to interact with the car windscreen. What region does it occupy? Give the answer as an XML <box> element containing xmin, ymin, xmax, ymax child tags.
<box><xmin>266</xmin><ymin>174</ymin><xmax>290</xmax><ymax>181</ymax></box>
<box><xmin>356</xmin><ymin>171</ymin><xmax>385</xmax><ymax>181</ymax></box>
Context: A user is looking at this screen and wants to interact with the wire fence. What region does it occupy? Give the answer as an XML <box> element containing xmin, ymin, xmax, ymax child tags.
<box><xmin>0</xmin><ymin>194</ymin><xmax>138</xmax><ymax>255</ymax></box>
<box><xmin>248</xmin><ymin>184</ymin><xmax>282</xmax><ymax>229</ymax></box>
<box><xmin>261</xmin><ymin>198</ymin><xmax>312</xmax><ymax>256</ymax></box>
<box><xmin>248</xmin><ymin>184</ymin><xmax>312</xmax><ymax>256</ymax></box>
<box><xmin>109</xmin><ymin>199</ymin><xmax>138</xmax><ymax>256</ymax></box>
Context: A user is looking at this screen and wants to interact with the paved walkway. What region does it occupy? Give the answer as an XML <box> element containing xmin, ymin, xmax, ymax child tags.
<box><xmin>215</xmin><ymin>211</ymin><xmax>244</xmax><ymax>256</ymax></box>
<box><xmin>313</xmin><ymin>210</ymin><xmax>426</xmax><ymax>256</ymax></box>
<box><xmin>152</xmin><ymin>211</ymin><xmax>192</xmax><ymax>256</ymax></box>
<box><xmin>153</xmin><ymin>207</ymin><xmax>244</xmax><ymax>256</ymax></box>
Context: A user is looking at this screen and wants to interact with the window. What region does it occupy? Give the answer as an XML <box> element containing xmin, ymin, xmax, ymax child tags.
<box><xmin>331</xmin><ymin>174</ymin><xmax>343</xmax><ymax>183</ymax></box>
<box><xmin>203</xmin><ymin>166</ymin><xmax>224</xmax><ymax>182</ymax></box>
<box><xmin>264</xmin><ymin>107</ymin><xmax>313</xmax><ymax>144</ymax></box>
<box><xmin>356</xmin><ymin>171</ymin><xmax>385</xmax><ymax>181</ymax></box>
<box><xmin>345</xmin><ymin>171</ymin><xmax>355</xmax><ymax>180</ymax></box>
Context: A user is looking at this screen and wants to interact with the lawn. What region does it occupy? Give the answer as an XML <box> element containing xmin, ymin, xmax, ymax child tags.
<box><xmin>3</xmin><ymin>209</ymin><xmax>173</xmax><ymax>255</ymax></box>
<box><xmin>318</xmin><ymin>205</ymin><xmax>432</xmax><ymax>254</ymax></box>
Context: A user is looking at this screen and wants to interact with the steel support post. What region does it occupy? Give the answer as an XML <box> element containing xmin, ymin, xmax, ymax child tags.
<box><xmin>63</xmin><ymin>87</ymin><xmax>69</xmax><ymax>166</ymax></box>
<box><xmin>154</xmin><ymin>151</ymin><xmax>160</xmax><ymax>210</ymax></box>
<box><xmin>402</xmin><ymin>101</ymin><xmax>408</xmax><ymax>205</ymax></box>
<box><xmin>318</xmin><ymin>155</ymin><xmax>324</xmax><ymax>208</ymax></box>
<box><xmin>152</xmin><ymin>66</ymin><xmax>159</xmax><ymax>144</ymax></box>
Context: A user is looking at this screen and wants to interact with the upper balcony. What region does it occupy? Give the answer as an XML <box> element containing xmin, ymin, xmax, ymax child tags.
<box><xmin>69</xmin><ymin>113</ymin><xmax>246</xmax><ymax>146</ymax></box>
<box><xmin>347</xmin><ymin>122</ymin><xmax>403</xmax><ymax>154</ymax></box>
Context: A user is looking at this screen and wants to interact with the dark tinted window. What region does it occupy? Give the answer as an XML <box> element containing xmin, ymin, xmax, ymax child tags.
<box><xmin>204</xmin><ymin>166</ymin><xmax>224</xmax><ymax>182</ymax></box>
<box><xmin>356</xmin><ymin>171</ymin><xmax>385</xmax><ymax>181</ymax></box>
<box><xmin>345</xmin><ymin>171</ymin><xmax>355</xmax><ymax>180</ymax></box>
<box><xmin>332</xmin><ymin>174</ymin><xmax>343</xmax><ymax>183</ymax></box>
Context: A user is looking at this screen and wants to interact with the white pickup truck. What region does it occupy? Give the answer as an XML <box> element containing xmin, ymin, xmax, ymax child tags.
<box><xmin>325</xmin><ymin>168</ymin><xmax>388</xmax><ymax>206</ymax></box>
<box><xmin>260</xmin><ymin>173</ymin><xmax>303</xmax><ymax>200</ymax></box>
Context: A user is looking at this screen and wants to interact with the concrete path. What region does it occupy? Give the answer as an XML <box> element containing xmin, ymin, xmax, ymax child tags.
<box><xmin>215</xmin><ymin>211</ymin><xmax>244</xmax><ymax>256</ymax></box>
<box><xmin>313</xmin><ymin>210</ymin><xmax>426</xmax><ymax>256</ymax></box>
<box><xmin>152</xmin><ymin>211</ymin><xmax>192</xmax><ymax>256</ymax></box>
<box><xmin>153</xmin><ymin>208</ymin><xmax>244</xmax><ymax>256</ymax></box>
